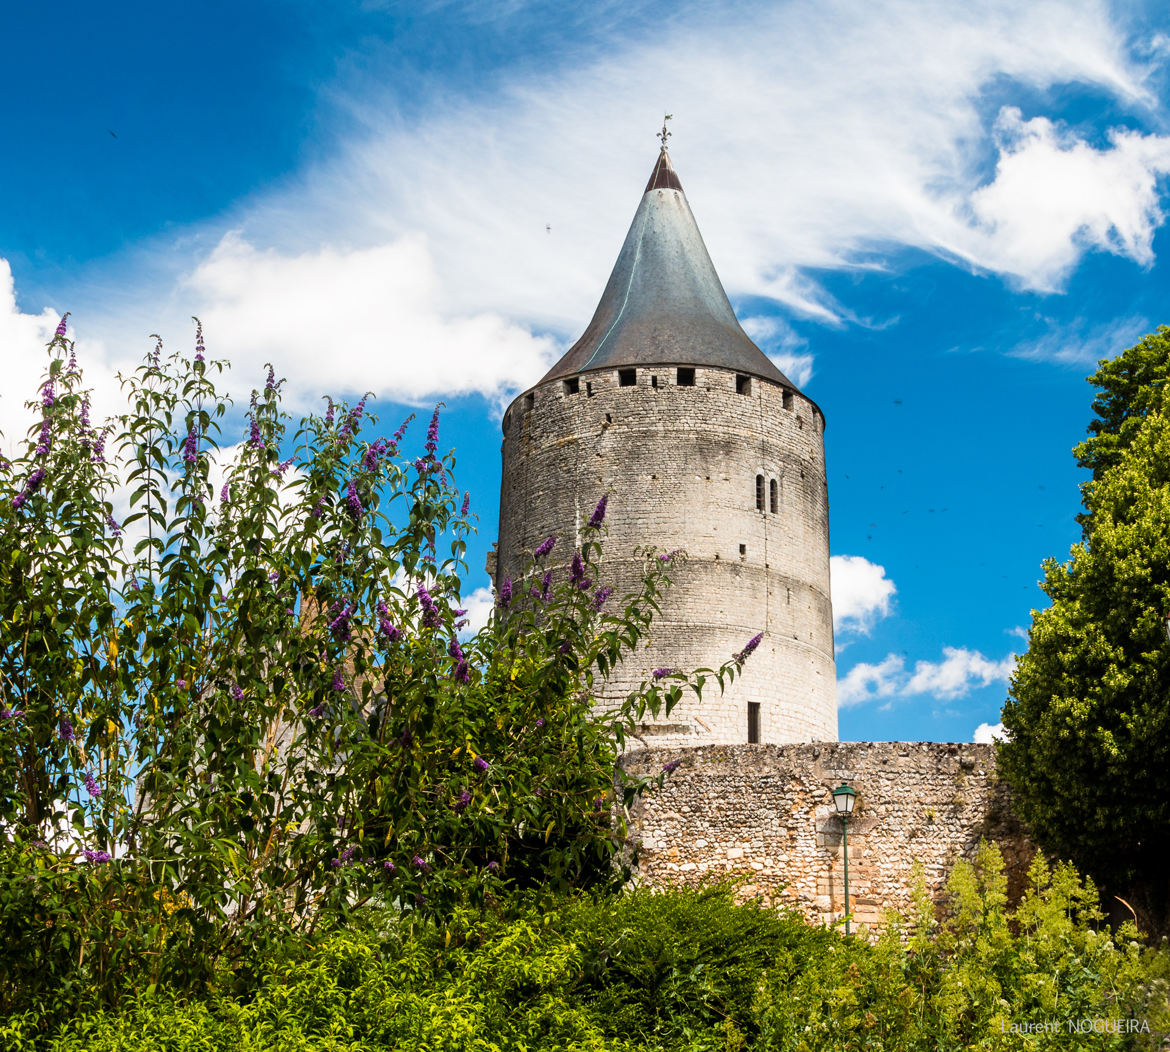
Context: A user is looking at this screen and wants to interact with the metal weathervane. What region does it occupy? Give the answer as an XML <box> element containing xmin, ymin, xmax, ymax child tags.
<box><xmin>658</xmin><ymin>114</ymin><xmax>673</xmax><ymax>150</ymax></box>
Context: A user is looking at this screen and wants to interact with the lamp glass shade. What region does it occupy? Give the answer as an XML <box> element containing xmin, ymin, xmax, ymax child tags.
<box><xmin>832</xmin><ymin>783</ymin><xmax>857</xmax><ymax>815</ymax></box>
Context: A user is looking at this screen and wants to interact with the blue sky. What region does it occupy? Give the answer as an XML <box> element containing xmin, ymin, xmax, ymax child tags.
<box><xmin>4</xmin><ymin>0</ymin><xmax>1170</xmax><ymax>744</ymax></box>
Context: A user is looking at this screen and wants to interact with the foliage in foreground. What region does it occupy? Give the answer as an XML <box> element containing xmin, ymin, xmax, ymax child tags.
<box><xmin>1000</xmin><ymin>326</ymin><xmax>1170</xmax><ymax>918</ymax></box>
<box><xmin>6</xmin><ymin>846</ymin><xmax>1169</xmax><ymax>1052</ymax></box>
<box><xmin>0</xmin><ymin>320</ymin><xmax>754</xmax><ymax>1015</ymax></box>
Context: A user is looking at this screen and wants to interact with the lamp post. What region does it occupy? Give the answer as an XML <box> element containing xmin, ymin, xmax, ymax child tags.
<box><xmin>832</xmin><ymin>782</ymin><xmax>858</xmax><ymax>934</ymax></box>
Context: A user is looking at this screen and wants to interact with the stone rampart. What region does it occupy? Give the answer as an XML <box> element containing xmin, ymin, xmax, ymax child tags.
<box><xmin>620</xmin><ymin>742</ymin><xmax>1033</xmax><ymax>930</ymax></box>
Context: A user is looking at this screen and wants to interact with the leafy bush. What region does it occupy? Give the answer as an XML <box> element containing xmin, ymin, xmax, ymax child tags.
<box><xmin>16</xmin><ymin>854</ymin><xmax>1167</xmax><ymax>1051</ymax></box>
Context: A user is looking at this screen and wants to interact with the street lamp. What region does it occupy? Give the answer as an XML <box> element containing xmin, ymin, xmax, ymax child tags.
<box><xmin>831</xmin><ymin>782</ymin><xmax>858</xmax><ymax>935</ymax></box>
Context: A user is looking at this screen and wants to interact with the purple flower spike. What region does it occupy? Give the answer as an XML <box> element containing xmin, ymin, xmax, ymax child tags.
<box><xmin>12</xmin><ymin>467</ymin><xmax>47</xmax><ymax>510</ymax></box>
<box><xmin>183</xmin><ymin>426</ymin><xmax>198</xmax><ymax>465</ymax></box>
<box><xmin>83</xmin><ymin>771</ymin><xmax>102</xmax><ymax>797</ymax></box>
<box><xmin>486</xmin><ymin>860</ymin><xmax>499</xmax><ymax>871</ymax></box>
<box><xmin>662</xmin><ymin>759</ymin><xmax>682</xmax><ymax>774</ymax></box>
<box><xmin>384</xmin><ymin>859</ymin><xmax>396</xmax><ymax>871</ymax></box>
<box><xmin>231</xmin><ymin>684</ymin><xmax>244</xmax><ymax>701</ymax></box>
<box><xmin>106</xmin><ymin>514</ymin><xmax>122</xmax><ymax>538</ymax></box>
<box><xmin>345</xmin><ymin>479</ymin><xmax>363</xmax><ymax>521</ymax></box>
<box><xmin>41</xmin><ymin>381</ymin><xmax>55</xmax><ymax>409</ymax></box>
<box><xmin>425</xmin><ymin>406</ymin><xmax>440</xmax><ymax>455</ymax></box>
<box><xmin>473</xmin><ymin>756</ymin><xmax>489</xmax><ymax>773</ymax></box>
<box><xmin>59</xmin><ymin>718</ymin><xmax>76</xmax><ymax>741</ymax></box>
<box><xmin>534</xmin><ymin>535</ymin><xmax>556</xmax><ymax>559</ymax></box>
<box><xmin>588</xmin><ymin>494</ymin><xmax>608</xmax><ymax>528</ymax></box>
<box><xmin>35</xmin><ymin>418</ymin><xmax>51</xmax><ymax>457</ymax></box>
<box><xmin>652</xmin><ymin>667</ymin><xmax>673</xmax><ymax>680</ymax></box>
<box><xmin>56</xmin><ymin>312</ymin><xmax>70</xmax><ymax>337</ymax></box>
<box><xmin>535</xmin><ymin>718</ymin><xmax>544</xmax><ymax>728</ymax></box>
<box><xmin>83</xmin><ymin>849</ymin><xmax>111</xmax><ymax>864</ymax></box>
<box><xmin>193</xmin><ymin>318</ymin><xmax>205</xmax><ymax>362</ymax></box>
<box><xmin>412</xmin><ymin>855</ymin><xmax>431</xmax><ymax>872</ymax></box>
<box><xmin>498</xmin><ymin>576</ymin><xmax>512</xmax><ymax>609</ymax></box>
<box><xmin>80</xmin><ymin>395</ymin><xmax>91</xmax><ymax>430</ymax></box>
<box><xmin>461</xmin><ymin>492</ymin><xmax>470</xmax><ymax>516</ymax></box>
<box><xmin>265</xmin><ymin>364</ymin><xmax>276</xmax><ymax>392</ymax></box>
<box><xmin>592</xmin><ymin>586</ymin><xmax>613</xmax><ymax>610</ymax></box>
<box><xmin>735</xmin><ymin>632</ymin><xmax>764</xmax><ymax>665</ymax></box>
<box><xmin>220</xmin><ymin>482</ymin><xmax>231</xmax><ymax>505</ymax></box>
<box><xmin>417</xmin><ymin>584</ymin><xmax>440</xmax><ymax>629</ymax></box>
<box><xmin>453</xmin><ymin>789</ymin><xmax>472</xmax><ymax>812</ymax></box>
<box><xmin>332</xmin><ymin>669</ymin><xmax>346</xmax><ymax>691</ymax></box>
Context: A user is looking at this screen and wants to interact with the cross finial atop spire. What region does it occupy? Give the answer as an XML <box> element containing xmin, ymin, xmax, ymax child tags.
<box><xmin>658</xmin><ymin>114</ymin><xmax>673</xmax><ymax>151</ymax></box>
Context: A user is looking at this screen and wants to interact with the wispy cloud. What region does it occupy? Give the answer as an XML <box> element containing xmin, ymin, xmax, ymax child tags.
<box><xmin>1009</xmin><ymin>313</ymin><xmax>1151</xmax><ymax>366</ymax></box>
<box><xmin>10</xmin><ymin>0</ymin><xmax>1169</xmax><ymax>424</ymax></box>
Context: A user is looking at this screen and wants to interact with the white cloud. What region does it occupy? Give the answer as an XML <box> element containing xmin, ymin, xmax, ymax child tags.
<box><xmin>965</xmin><ymin>109</ymin><xmax>1170</xmax><ymax>290</ymax></box>
<box><xmin>974</xmin><ymin>721</ymin><xmax>1009</xmax><ymax>743</ymax></box>
<box><xmin>837</xmin><ymin>654</ymin><xmax>905</xmax><ymax>708</ymax></box>
<box><xmin>838</xmin><ymin>645</ymin><xmax>1016</xmax><ymax>707</ymax></box>
<box><xmin>183</xmin><ymin>233</ymin><xmax>557</xmax><ymax>412</ymax></box>
<box><xmin>906</xmin><ymin>646</ymin><xmax>1017</xmax><ymax>699</ymax></box>
<box><xmin>0</xmin><ymin>262</ymin><xmax>67</xmax><ymax>458</ymax></box>
<box><xmin>830</xmin><ymin>555</ymin><xmax>896</xmax><ymax>634</ymax></box>
<box><xmin>460</xmin><ymin>585</ymin><xmax>496</xmax><ymax>636</ymax></box>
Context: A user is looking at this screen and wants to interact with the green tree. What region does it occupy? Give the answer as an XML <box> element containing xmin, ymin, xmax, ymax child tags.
<box><xmin>1000</xmin><ymin>327</ymin><xmax>1170</xmax><ymax>922</ymax></box>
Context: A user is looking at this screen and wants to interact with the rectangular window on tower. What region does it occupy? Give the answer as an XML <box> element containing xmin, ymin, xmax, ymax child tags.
<box><xmin>747</xmin><ymin>702</ymin><xmax>760</xmax><ymax>744</ymax></box>
<box><xmin>619</xmin><ymin>368</ymin><xmax>637</xmax><ymax>387</ymax></box>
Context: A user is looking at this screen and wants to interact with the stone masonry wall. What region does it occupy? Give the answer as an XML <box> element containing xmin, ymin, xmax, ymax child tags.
<box><xmin>496</xmin><ymin>365</ymin><xmax>837</xmax><ymax>746</ymax></box>
<box><xmin>620</xmin><ymin>742</ymin><xmax>1034</xmax><ymax>930</ymax></box>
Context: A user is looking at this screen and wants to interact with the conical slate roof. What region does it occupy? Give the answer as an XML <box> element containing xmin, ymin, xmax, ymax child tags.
<box><xmin>540</xmin><ymin>149</ymin><xmax>796</xmax><ymax>388</ymax></box>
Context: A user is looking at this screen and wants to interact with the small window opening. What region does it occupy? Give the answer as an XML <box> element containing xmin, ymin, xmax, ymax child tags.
<box><xmin>677</xmin><ymin>367</ymin><xmax>695</xmax><ymax>386</ymax></box>
<box><xmin>586</xmin><ymin>381</ymin><xmax>593</xmax><ymax>397</ymax></box>
<box><xmin>755</xmin><ymin>474</ymin><xmax>765</xmax><ymax>511</ymax></box>
<box><xmin>736</xmin><ymin>373</ymin><xmax>751</xmax><ymax>395</ymax></box>
<box><xmin>651</xmin><ymin>375</ymin><xmax>658</xmax><ymax>389</ymax></box>
<box><xmin>738</xmin><ymin>543</ymin><xmax>747</xmax><ymax>558</ymax></box>
<box><xmin>619</xmin><ymin>368</ymin><xmax>636</xmax><ymax>387</ymax></box>
<box><xmin>770</xmin><ymin>479</ymin><xmax>778</xmax><ymax>514</ymax></box>
<box><xmin>747</xmin><ymin>702</ymin><xmax>760</xmax><ymax>744</ymax></box>
<box><xmin>563</xmin><ymin>377</ymin><xmax>579</xmax><ymax>395</ymax></box>
<box><xmin>782</xmin><ymin>389</ymin><xmax>794</xmax><ymax>410</ymax></box>
<box><xmin>524</xmin><ymin>392</ymin><xmax>535</xmax><ymax>412</ymax></box>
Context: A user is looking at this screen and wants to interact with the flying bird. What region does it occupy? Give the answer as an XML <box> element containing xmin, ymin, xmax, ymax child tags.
<box><xmin>108</xmin><ymin>129</ymin><xmax>117</xmax><ymax>139</ymax></box>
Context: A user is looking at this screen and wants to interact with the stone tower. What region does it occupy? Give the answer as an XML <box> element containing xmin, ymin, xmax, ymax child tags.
<box><xmin>493</xmin><ymin>146</ymin><xmax>837</xmax><ymax>745</ymax></box>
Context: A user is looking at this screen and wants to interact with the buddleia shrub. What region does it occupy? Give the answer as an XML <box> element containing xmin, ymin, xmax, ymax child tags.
<box><xmin>0</xmin><ymin>318</ymin><xmax>757</xmax><ymax>1020</ymax></box>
